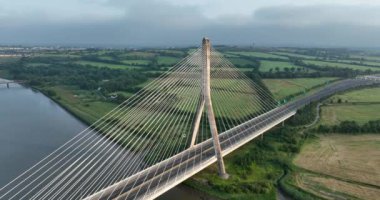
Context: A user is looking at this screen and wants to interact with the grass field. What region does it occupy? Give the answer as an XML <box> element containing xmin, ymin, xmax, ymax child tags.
<box><xmin>271</xmin><ymin>52</ymin><xmax>317</xmax><ymax>59</ymax></box>
<box><xmin>227</xmin><ymin>51</ymin><xmax>288</xmax><ymax>60</ymax></box>
<box><xmin>303</xmin><ymin>60</ymin><xmax>380</xmax><ymax>71</ymax></box>
<box><xmin>228</xmin><ymin>57</ymin><xmax>257</xmax><ymax>66</ymax></box>
<box><xmin>329</xmin><ymin>87</ymin><xmax>380</xmax><ymax>103</ymax></box>
<box><xmin>293</xmin><ymin>134</ymin><xmax>380</xmax><ymax>200</ymax></box>
<box><xmin>350</xmin><ymin>55</ymin><xmax>380</xmax><ymax>62</ymax></box>
<box><xmin>338</xmin><ymin>59</ymin><xmax>380</xmax><ymax>67</ymax></box>
<box><xmin>157</xmin><ymin>56</ymin><xmax>180</xmax><ymax>65</ymax></box>
<box><xmin>121</xmin><ymin>59</ymin><xmax>150</xmax><ymax>66</ymax></box>
<box><xmin>319</xmin><ymin>87</ymin><xmax>380</xmax><ymax>125</ymax></box>
<box><xmin>259</xmin><ymin>61</ymin><xmax>300</xmax><ymax>72</ymax></box>
<box><xmin>48</xmin><ymin>86</ymin><xmax>117</xmax><ymax>124</ymax></box>
<box><xmin>75</xmin><ymin>61</ymin><xmax>142</xmax><ymax>70</ymax></box>
<box><xmin>121</xmin><ymin>51</ymin><xmax>156</xmax><ymax>59</ymax></box>
<box><xmin>262</xmin><ymin>77</ymin><xmax>338</xmax><ymax>100</ymax></box>
<box><xmin>319</xmin><ymin>104</ymin><xmax>380</xmax><ymax>125</ymax></box>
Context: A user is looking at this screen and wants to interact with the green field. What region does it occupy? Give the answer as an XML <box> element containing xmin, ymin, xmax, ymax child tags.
<box><xmin>271</xmin><ymin>52</ymin><xmax>316</xmax><ymax>59</ymax></box>
<box><xmin>319</xmin><ymin>87</ymin><xmax>380</xmax><ymax>125</ymax></box>
<box><xmin>121</xmin><ymin>51</ymin><xmax>156</xmax><ymax>59</ymax></box>
<box><xmin>228</xmin><ymin>57</ymin><xmax>257</xmax><ymax>66</ymax></box>
<box><xmin>157</xmin><ymin>56</ymin><xmax>180</xmax><ymax>65</ymax></box>
<box><xmin>227</xmin><ymin>51</ymin><xmax>288</xmax><ymax>60</ymax></box>
<box><xmin>121</xmin><ymin>59</ymin><xmax>150</xmax><ymax>66</ymax></box>
<box><xmin>259</xmin><ymin>61</ymin><xmax>300</xmax><ymax>72</ymax></box>
<box><xmin>48</xmin><ymin>86</ymin><xmax>118</xmax><ymax>123</ymax></box>
<box><xmin>263</xmin><ymin>77</ymin><xmax>338</xmax><ymax>100</ymax></box>
<box><xmin>75</xmin><ymin>61</ymin><xmax>141</xmax><ymax>70</ymax></box>
<box><xmin>337</xmin><ymin>59</ymin><xmax>380</xmax><ymax>67</ymax></box>
<box><xmin>304</xmin><ymin>60</ymin><xmax>380</xmax><ymax>71</ymax></box>
<box><xmin>319</xmin><ymin>104</ymin><xmax>380</xmax><ymax>125</ymax></box>
<box><xmin>350</xmin><ymin>55</ymin><xmax>380</xmax><ymax>62</ymax></box>
<box><xmin>329</xmin><ymin>87</ymin><xmax>380</xmax><ymax>103</ymax></box>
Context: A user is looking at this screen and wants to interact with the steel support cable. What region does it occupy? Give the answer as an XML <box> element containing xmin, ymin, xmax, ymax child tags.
<box><xmin>83</xmin><ymin>54</ymin><xmax>205</xmax><ymax>199</ymax></box>
<box><xmin>214</xmin><ymin>52</ymin><xmax>277</xmax><ymax>109</ymax></box>
<box><xmin>75</xmin><ymin>55</ymin><xmax>204</xmax><ymax>199</ymax></box>
<box><xmin>7</xmin><ymin>48</ymin><xmax>203</xmax><ymax>200</ymax></box>
<box><xmin>210</xmin><ymin>50</ymin><xmax>276</xmax><ymax>111</ymax></box>
<box><xmin>37</xmin><ymin>52</ymin><xmax>205</xmax><ymax>198</ymax></box>
<box><xmin>75</xmin><ymin>69</ymin><xmax>202</xmax><ymax>198</ymax></box>
<box><xmin>71</xmin><ymin>77</ymin><xmax>202</xmax><ymax>200</ymax></box>
<box><xmin>26</xmin><ymin>52</ymin><xmax>202</xmax><ymax>199</ymax></box>
<box><xmin>211</xmin><ymin>49</ymin><xmax>277</xmax><ymax>105</ymax></box>
<box><xmin>58</xmin><ymin>71</ymin><xmax>202</xmax><ymax>200</ymax></box>
<box><xmin>111</xmin><ymin>55</ymin><xmax>206</xmax><ymax>199</ymax></box>
<box><xmin>210</xmin><ymin>62</ymin><xmax>269</xmax><ymax>122</ymax></box>
<box><xmin>143</xmin><ymin>50</ymin><xmax>265</xmax><ymax>198</ymax></box>
<box><xmin>0</xmin><ymin>48</ymin><xmax>202</xmax><ymax>200</ymax></box>
<box><xmin>210</xmin><ymin>54</ymin><xmax>276</xmax><ymax>120</ymax></box>
<box><xmin>134</xmin><ymin>74</ymin><xmax>203</xmax><ymax>200</ymax></box>
<box><xmin>161</xmin><ymin>49</ymin><xmax>277</xmax><ymax>192</ymax></box>
<box><xmin>209</xmin><ymin>65</ymin><xmax>267</xmax><ymax>148</ymax></box>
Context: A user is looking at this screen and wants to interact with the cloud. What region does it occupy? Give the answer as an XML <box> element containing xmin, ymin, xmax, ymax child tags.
<box><xmin>253</xmin><ymin>5</ymin><xmax>380</xmax><ymax>27</ymax></box>
<box><xmin>0</xmin><ymin>0</ymin><xmax>379</xmax><ymax>47</ymax></box>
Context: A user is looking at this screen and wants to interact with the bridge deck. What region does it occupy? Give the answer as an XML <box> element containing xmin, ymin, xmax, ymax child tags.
<box><xmin>85</xmin><ymin>78</ymin><xmax>377</xmax><ymax>200</ymax></box>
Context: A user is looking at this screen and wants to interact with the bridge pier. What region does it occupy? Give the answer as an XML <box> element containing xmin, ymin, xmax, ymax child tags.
<box><xmin>202</xmin><ymin>38</ymin><xmax>228</xmax><ymax>179</ymax></box>
<box><xmin>7</xmin><ymin>83</ymin><xmax>9</xmax><ymax>88</ymax></box>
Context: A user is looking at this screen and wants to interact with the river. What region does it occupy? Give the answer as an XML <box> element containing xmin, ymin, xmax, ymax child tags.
<box><xmin>0</xmin><ymin>81</ymin><xmax>209</xmax><ymax>199</ymax></box>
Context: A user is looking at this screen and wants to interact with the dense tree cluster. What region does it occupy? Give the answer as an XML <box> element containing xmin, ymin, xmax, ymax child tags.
<box><xmin>315</xmin><ymin>120</ymin><xmax>380</xmax><ymax>134</ymax></box>
<box><xmin>0</xmin><ymin>58</ymin><xmax>148</xmax><ymax>93</ymax></box>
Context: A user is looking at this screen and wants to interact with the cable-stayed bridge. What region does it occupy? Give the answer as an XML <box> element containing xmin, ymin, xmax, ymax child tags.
<box><xmin>0</xmin><ymin>38</ymin><xmax>379</xmax><ymax>200</ymax></box>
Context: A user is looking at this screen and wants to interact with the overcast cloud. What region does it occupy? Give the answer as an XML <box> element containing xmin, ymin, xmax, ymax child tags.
<box><xmin>0</xmin><ymin>0</ymin><xmax>380</xmax><ymax>47</ymax></box>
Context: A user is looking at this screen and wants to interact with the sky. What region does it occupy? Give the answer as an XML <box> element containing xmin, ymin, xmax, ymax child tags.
<box><xmin>1</xmin><ymin>0</ymin><xmax>380</xmax><ymax>47</ymax></box>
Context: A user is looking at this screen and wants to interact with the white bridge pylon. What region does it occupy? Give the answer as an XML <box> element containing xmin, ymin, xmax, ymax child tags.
<box><xmin>190</xmin><ymin>38</ymin><xmax>228</xmax><ymax>179</ymax></box>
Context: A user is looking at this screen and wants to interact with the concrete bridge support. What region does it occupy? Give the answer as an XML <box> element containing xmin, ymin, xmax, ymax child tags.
<box><xmin>202</xmin><ymin>38</ymin><xmax>228</xmax><ymax>179</ymax></box>
<box><xmin>189</xmin><ymin>38</ymin><xmax>228</xmax><ymax>179</ymax></box>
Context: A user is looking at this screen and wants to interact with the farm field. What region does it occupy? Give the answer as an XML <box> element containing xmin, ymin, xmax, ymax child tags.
<box><xmin>262</xmin><ymin>77</ymin><xmax>338</xmax><ymax>100</ymax></box>
<box><xmin>319</xmin><ymin>104</ymin><xmax>380</xmax><ymax>125</ymax></box>
<box><xmin>75</xmin><ymin>61</ymin><xmax>142</xmax><ymax>70</ymax></box>
<box><xmin>293</xmin><ymin>134</ymin><xmax>380</xmax><ymax>200</ymax></box>
<box><xmin>337</xmin><ymin>59</ymin><xmax>380</xmax><ymax>67</ymax></box>
<box><xmin>329</xmin><ymin>87</ymin><xmax>380</xmax><ymax>103</ymax></box>
<box><xmin>228</xmin><ymin>57</ymin><xmax>257</xmax><ymax>66</ymax></box>
<box><xmin>350</xmin><ymin>55</ymin><xmax>380</xmax><ymax>62</ymax></box>
<box><xmin>295</xmin><ymin>173</ymin><xmax>380</xmax><ymax>200</ymax></box>
<box><xmin>227</xmin><ymin>51</ymin><xmax>288</xmax><ymax>60</ymax></box>
<box><xmin>303</xmin><ymin>60</ymin><xmax>380</xmax><ymax>71</ymax></box>
<box><xmin>121</xmin><ymin>59</ymin><xmax>150</xmax><ymax>66</ymax></box>
<box><xmin>259</xmin><ymin>61</ymin><xmax>300</xmax><ymax>72</ymax></box>
<box><xmin>319</xmin><ymin>87</ymin><xmax>380</xmax><ymax>125</ymax></box>
<box><xmin>157</xmin><ymin>56</ymin><xmax>180</xmax><ymax>65</ymax></box>
<box><xmin>270</xmin><ymin>52</ymin><xmax>317</xmax><ymax>59</ymax></box>
<box><xmin>47</xmin><ymin>86</ymin><xmax>117</xmax><ymax>124</ymax></box>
